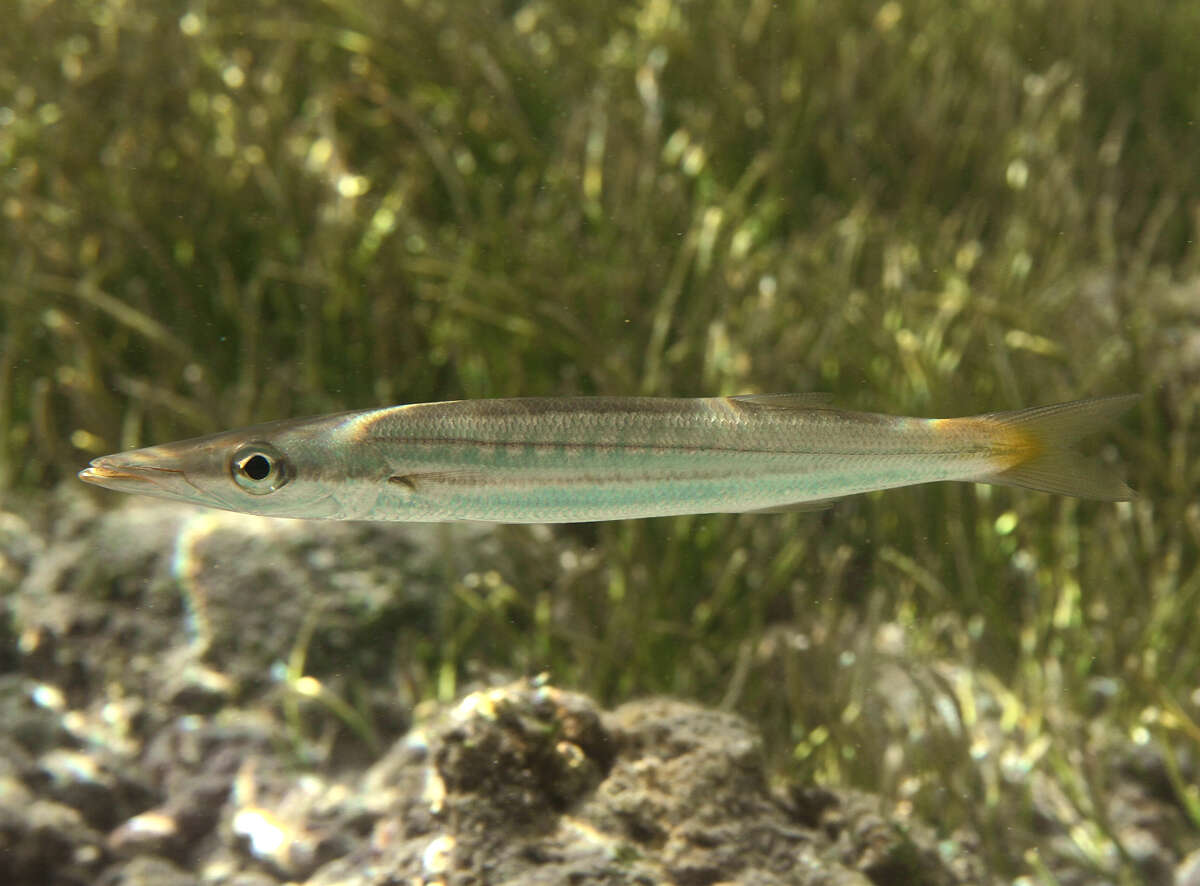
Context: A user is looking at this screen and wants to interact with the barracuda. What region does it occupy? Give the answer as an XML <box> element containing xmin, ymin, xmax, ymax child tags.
<box><xmin>77</xmin><ymin>394</ymin><xmax>1137</xmax><ymax>522</ymax></box>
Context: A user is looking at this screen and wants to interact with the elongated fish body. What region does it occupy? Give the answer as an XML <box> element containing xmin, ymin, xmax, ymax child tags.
<box><xmin>78</xmin><ymin>395</ymin><xmax>1137</xmax><ymax>522</ymax></box>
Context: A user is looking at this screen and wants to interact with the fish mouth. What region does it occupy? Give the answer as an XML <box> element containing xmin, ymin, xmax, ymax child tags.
<box><xmin>78</xmin><ymin>455</ymin><xmax>218</xmax><ymax>506</ymax></box>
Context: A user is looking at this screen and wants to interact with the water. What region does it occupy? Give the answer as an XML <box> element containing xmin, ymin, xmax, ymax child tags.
<box><xmin>2</xmin><ymin>0</ymin><xmax>1195</xmax><ymax>881</ymax></box>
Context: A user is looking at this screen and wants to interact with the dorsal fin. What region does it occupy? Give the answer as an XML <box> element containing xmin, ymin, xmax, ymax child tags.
<box><xmin>728</xmin><ymin>393</ymin><xmax>835</xmax><ymax>410</ymax></box>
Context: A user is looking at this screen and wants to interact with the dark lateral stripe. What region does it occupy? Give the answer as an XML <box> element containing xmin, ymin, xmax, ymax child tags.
<box><xmin>387</xmin><ymin>466</ymin><xmax>753</xmax><ymax>489</ymax></box>
<box><xmin>369</xmin><ymin>436</ymin><xmax>787</xmax><ymax>455</ymax></box>
<box><xmin>365</xmin><ymin>436</ymin><xmax>980</xmax><ymax>458</ymax></box>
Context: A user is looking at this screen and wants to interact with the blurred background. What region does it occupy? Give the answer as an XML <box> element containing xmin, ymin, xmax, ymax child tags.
<box><xmin>2</xmin><ymin>0</ymin><xmax>1198</xmax><ymax>879</ymax></box>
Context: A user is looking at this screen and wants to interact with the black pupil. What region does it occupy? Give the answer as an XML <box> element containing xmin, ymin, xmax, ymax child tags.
<box><xmin>242</xmin><ymin>454</ymin><xmax>272</xmax><ymax>481</ymax></box>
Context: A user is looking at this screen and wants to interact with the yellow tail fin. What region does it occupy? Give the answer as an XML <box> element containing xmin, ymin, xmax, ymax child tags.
<box><xmin>981</xmin><ymin>395</ymin><xmax>1139</xmax><ymax>500</ymax></box>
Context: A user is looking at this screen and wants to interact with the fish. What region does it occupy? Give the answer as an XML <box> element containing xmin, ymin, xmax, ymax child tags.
<box><xmin>77</xmin><ymin>394</ymin><xmax>1138</xmax><ymax>523</ymax></box>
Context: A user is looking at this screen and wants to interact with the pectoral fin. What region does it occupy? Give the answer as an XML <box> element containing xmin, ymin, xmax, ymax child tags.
<box><xmin>388</xmin><ymin>470</ymin><xmax>490</xmax><ymax>492</ymax></box>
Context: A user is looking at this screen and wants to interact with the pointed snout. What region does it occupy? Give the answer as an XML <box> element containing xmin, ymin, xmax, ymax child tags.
<box><xmin>79</xmin><ymin>453</ymin><xmax>191</xmax><ymax>496</ymax></box>
<box><xmin>77</xmin><ymin>442</ymin><xmax>231</xmax><ymax>510</ymax></box>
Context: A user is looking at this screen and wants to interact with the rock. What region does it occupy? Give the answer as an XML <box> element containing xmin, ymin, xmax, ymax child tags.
<box><xmin>96</xmin><ymin>855</ymin><xmax>199</xmax><ymax>886</ymax></box>
<box><xmin>305</xmin><ymin>680</ymin><xmax>985</xmax><ymax>885</ymax></box>
<box><xmin>0</xmin><ymin>795</ymin><xmax>108</xmax><ymax>886</ymax></box>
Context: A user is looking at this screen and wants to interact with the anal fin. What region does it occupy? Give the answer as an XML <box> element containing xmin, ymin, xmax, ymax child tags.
<box><xmin>738</xmin><ymin>498</ymin><xmax>841</xmax><ymax>514</ymax></box>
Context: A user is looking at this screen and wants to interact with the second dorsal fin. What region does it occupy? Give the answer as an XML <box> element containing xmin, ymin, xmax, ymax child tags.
<box><xmin>728</xmin><ymin>393</ymin><xmax>835</xmax><ymax>409</ymax></box>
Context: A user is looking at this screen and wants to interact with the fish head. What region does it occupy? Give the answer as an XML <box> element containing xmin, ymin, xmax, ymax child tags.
<box><xmin>78</xmin><ymin>414</ymin><xmax>356</xmax><ymax>519</ymax></box>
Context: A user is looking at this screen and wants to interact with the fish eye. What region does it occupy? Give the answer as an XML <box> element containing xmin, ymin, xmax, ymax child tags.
<box><xmin>230</xmin><ymin>443</ymin><xmax>291</xmax><ymax>494</ymax></box>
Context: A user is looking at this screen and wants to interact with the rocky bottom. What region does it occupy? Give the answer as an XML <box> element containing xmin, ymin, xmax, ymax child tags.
<box><xmin>1</xmin><ymin>498</ymin><xmax>1196</xmax><ymax>884</ymax></box>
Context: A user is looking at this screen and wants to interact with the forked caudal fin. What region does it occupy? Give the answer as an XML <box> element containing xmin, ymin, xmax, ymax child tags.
<box><xmin>980</xmin><ymin>394</ymin><xmax>1139</xmax><ymax>500</ymax></box>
